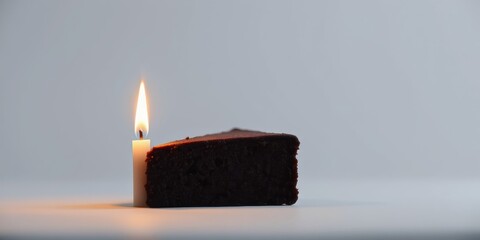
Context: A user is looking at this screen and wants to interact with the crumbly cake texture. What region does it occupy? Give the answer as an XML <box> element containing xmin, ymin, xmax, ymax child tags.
<box><xmin>145</xmin><ymin>128</ymin><xmax>300</xmax><ymax>208</ymax></box>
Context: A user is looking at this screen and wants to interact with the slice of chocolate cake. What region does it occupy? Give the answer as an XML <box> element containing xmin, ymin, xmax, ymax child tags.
<box><xmin>145</xmin><ymin>128</ymin><xmax>300</xmax><ymax>208</ymax></box>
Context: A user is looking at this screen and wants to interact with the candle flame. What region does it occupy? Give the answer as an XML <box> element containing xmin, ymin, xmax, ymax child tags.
<box><xmin>135</xmin><ymin>80</ymin><xmax>149</xmax><ymax>138</ymax></box>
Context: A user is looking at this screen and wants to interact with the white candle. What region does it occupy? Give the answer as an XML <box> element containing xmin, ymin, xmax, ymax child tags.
<box><xmin>132</xmin><ymin>80</ymin><xmax>150</xmax><ymax>207</ymax></box>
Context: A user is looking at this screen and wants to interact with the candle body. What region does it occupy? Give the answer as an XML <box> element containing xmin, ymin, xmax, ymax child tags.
<box><xmin>132</xmin><ymin>139</ymin><xmax>151</xmax><ymax>207</ymax></box>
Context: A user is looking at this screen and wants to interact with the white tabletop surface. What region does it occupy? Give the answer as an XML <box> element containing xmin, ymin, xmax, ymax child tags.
<box><xmin>1</xmin><ymin>179</ymin><xmax>479</xmax><ymax>240</ymax></box>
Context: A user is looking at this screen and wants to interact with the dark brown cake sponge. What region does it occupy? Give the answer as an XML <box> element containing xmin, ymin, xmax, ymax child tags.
<box><xmin>145</xmin><ymin>128</ymin><xmax>299</xmax><ymax>208</ymax></box>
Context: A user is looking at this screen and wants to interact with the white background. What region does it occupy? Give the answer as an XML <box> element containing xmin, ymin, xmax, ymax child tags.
<box><xmin>1</xmin><ymin>0</ymin><xmax>480</xmax><ymax>186</ymax></box>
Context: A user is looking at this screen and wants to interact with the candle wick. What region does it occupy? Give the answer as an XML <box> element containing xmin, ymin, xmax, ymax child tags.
<box><xmin>139</xmin><ymin>130</ymin><xmax>144</xmax><ymax>140</ymax></box>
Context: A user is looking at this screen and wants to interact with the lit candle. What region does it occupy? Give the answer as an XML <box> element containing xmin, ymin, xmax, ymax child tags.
<box><xmin>132</xmin><ymin>80</ymin><xmax>150</xmax><ymax>207</ymax></box>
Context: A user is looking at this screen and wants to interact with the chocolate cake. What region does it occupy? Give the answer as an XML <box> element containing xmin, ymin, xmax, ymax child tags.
<box><xmin>145</xmin><ymin>128</ymin><xmax>300</xmax><ymax>208</ymax></box>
